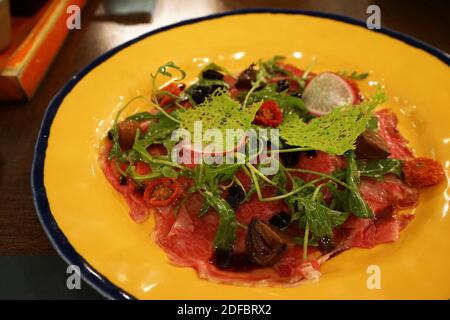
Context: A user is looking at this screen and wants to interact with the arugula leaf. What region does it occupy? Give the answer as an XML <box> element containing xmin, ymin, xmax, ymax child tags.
<box><xmin>345</xmin><ymin>151</ymin><xmax>374</xmax><ymax>218</ymax></box>
<box><xmin>279</xmin><ymin>92</ymin><xmax>387</xmax><ymax>155</ymax></box>
<box><xmin>150</xmin><ymin>62</ymin><xmax>186</xmax><ymax>115</ymax></box>
<box><xmin>203</xmin><ymin>190</ymin><xmax>237</xmax><ymax>253</ymax></box>
<box><xmin>242</xmin><ymin>83</ymin><xmax>308</xmax><ymax>117</ymax></box>
<box><xmin>287</xmin><ymin>176</ymin><xmax>349</xmax><ymax>239</ymax></box>
<box><xmin>260</xmin><ymin>56</ymin><xmax>310</xmax><ymax>90</ymax></box>
<box><xmin>302</xmin><ymin>198</ymin><xmax>334</xmax><ymax>238</ymax></box>
<box><xmin>339</xmin><ymin>70</ymin><xmax>369</xmax><ymax>80</ymax></box>
<box><xmin>358</xmin><ymin>158</ymin><xmax>403</xmax><ymax>179</ymax></box>
<box><xmin>327</xmin><ymin>206</ymin><xmax>350</xmax><ymax>226</ymax></box>
<box><xmin>161</xmin><ymin>134</ymin><xmax>178</xmax><ymax>155</ymax></box>
<box><xmin>197</xmin><ymin>78</ymin><xmax>229</xmax><ymax>88</ymax></box>
<box><xmin>108</xmin><ymin>131</ymin><xmax>127</xmax><ymax>162</ymax></box>
<box><xmin>302</xmin><ymin>198</ymin><xmax>349</xmax><ymax>235</ymax></box>
<box><xmin>151</xmin><ymin>61</ymin><xmax>186</xmax><ymax>82</ymax></box>
<box><xmin>159</xmin><ymin>165</ymin><xmax>178</xmax><ymax>178</ymax></box>
<box><xmin>128</xmin><ymin>166</ymin><xmax>161</xmax><ymax>181</ymax></box>
<box><xmin>198</xmin><ymin>200</ymin><xmax>211</xmax><ymax>218</ymax></box>
<box><xmin>260</xmin><ymin>55</ymin><xmax>287</xmax><ymax>76</ymax></box>
<box><xmin>292</xmin><ymin>236</ymin><xmax>319</xmax><ymax>247</ymax></box>
<box><xmin>271</xmin><ymin>170</ymin><xmax>288</xmax><ymax>191</ymax></box>
<box><xmin>190</xmin><ymin>163</ymin><xmax>242</xmax><ymax>195</ymax></box>
<box><xmin>204</xmin><ymin>164</ymin><xmax>240</xmax><ymax>184</ymax></box>
<box><xmin>325</xmin><ymin>181</ymin><xmax>348</xmax><ymax>212</ymax></box>
<box><xmin>201</xmin><ymin>62</ymin><xmax>232</xmax><ymax>76</ymax></box>
<box><xmin>140</xmin><ymin>116</ymin><xmax>179</xmax><ymax>147</ymax></box>
<box><xmin>126</xmin><ymin>112</ymin><xmax>158</xmax><ymax>121</ymax></box>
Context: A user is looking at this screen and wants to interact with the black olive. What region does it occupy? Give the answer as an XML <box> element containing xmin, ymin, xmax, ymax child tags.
<box><xmin>210</xmin><ymin>84</ymin><xmax>227</xmax><ymax>93</ymax></box>
<box><xmin>211</xmin><ymin>248</ymin><xmax>232</xmax><ymax>269</ymax></box>
<box><xmin>118</xmin><ymin>120</ymin><xmax>141</xmax><ymax>151</ymax></box>
<box><xmin>136</xmin><ymin>184</ymin><xmax>146</xmax><ymax>194</ymax></box>
<box><xmin>119</xmin><ymin>175</ymin><xmax>127</xmax><ymax>185</ymax></box>
<box><xmin>107</xmin><ymin>129</ymin><xmax>114</xmax><ymax>141</ymax></box>
<box><xmin>355</xmin><ymin>130</ymin><xmax>390</xmax><ymax>160</ymax></box>
<box><xmin>276</xmin><ymin>79</ymin><xmax>290</xmax><ymax>92</ymax></box>
<box><xmin>246</xmin><ymin>218</ymin><xmax>287</xmax><ymax>266</ymax></box>
<box><xmin>280</xmin><ymin>151</ymin><xmax>300</xmax><ymax>167</ymax></box>
<box><xmin>269</xmin><ymin>212</ymin><xmax>291</xmax><ymax>229</ymax></box>
<box><xmin>235</xmin><ymin>65</ymin><xmax>257</xmax><ymax>90</ymax></box>
<box><xmin>202</xmin><ymin>69</ymin><xmax>224</xmax><ymax>80</ymax></box>
<box><xmin>254</xmin><ymin>82</ymin><xmax>266</xmax><ymax>91</ymax></box>
<box><xmin>225</xmin><ymin>184</ymin><xmax>245</xmax><ymax>211</ymax></box>
<box><xmin>305</xmin><ymin>150</ymin><xmax>317</xmax><ymax>158</ymax></box>
<box><xmin>318</xmin><ymin>235</ymin><xmax>335</xmax><ymax>252</ymax></box>
<box><xmin>190</xmin><ymin>85</ymin><xmax>210</xmax><ymax>104</ymax></box>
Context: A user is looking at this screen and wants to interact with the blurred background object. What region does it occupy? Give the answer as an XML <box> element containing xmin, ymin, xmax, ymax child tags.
<box><xmin>1</xmin><ymin>0</ymin><xmax>449</xmax><ymax>102</ymax></box>
<box><xmin>10</xmin><ymin>0</ymin><xmax>48</xmax><ymax>16</ymax></box>
<box><xmin>95</xmin><ymin>0</ymin><xmax>155</xmax><ymax>24</ymax></box>
<box><xmin>103</xmin><ymin>0</ymin><xmax>155</xmax><ymax>15</ymax></box>
<box><xmin>0</xmin><ymin>0</ymin><xmax>86</xmax><ymax>101</ymax></box>
<box><xmin>0</xmin><ymin>0</ymin><xmax>12</xmax><ymax>52</ymax></box>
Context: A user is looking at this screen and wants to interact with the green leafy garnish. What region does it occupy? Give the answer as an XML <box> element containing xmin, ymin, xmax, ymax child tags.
<box><xmin>178</xmin><ymin>88</ymin><xmax>261</xmax><ymax>139</ymax></box>
<box><xmin>358</xmin><ymin>158</ymin><xmax>403</xmax><ymax>179</ymax></box>
<box><xmin>301</xmin><ymin>197</ymin><xmax>349</xmax><ymax>239</ymax></box>
<box><xmin>151</xmin><ymin>61</ymin><xmax>185</xmax><ymax>87</ymax></box>
<box><xmin>198</xmin><ymin>200</ymin><xmax>211</xmax><ymax>218</ymax></box>
<box><xmin>139</xmin><ymin>116</ymin><xmax>179</xmax><ymax>147</ymax></box>
<box><xmin>202</xmin><ymin>190</ymin><xmax>238</xmax><ymax>253</ymax></box>
<box><xmin>242</xmin><ymin>83</ymin><xmax>308</xmax><ymax>117</ymax></box>
<box><xmin>344</xmin><ymin>151</ymin><xmax>373</xmax><ymax>218</ymax></box>
<box><xmin>292</xmin><ymin>236</ymin><xmax>319</xmax><ymax>247</ymax></box>
<box><xmin>279</xmin><ymin>92</ymin><xmax>387</xmax><ymax>155</ymax></box>
<box><xmin>339</xmin><ymin>70</ymin><xmax>369</xmax><ymax>80</ymax></box>
<box><xmin>201</xmin><ymin>62</ymin><xmax>232</xmax><ymax>76</ymax></box>
<box><xmin>260</xmin><ymin>55</ymin><xmax>287</xmax><ymax>76</ymax></box>
<box><xmin>126</xmin><ymin>112</ymin><xmax>159</xmax><ymax>122</ymax></box>
<box><xmin>366</xmin><ymin>115</ymin><xmax>379</xmax><ymax>130</ymax></box>
<box><xmin>191</xmin><ymin>162</ymin><xmax>241</xmax><ymax>252</ymax></box>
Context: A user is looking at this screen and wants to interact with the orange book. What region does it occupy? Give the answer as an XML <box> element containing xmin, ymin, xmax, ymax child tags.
<box><xmin>0</xmin><ymin>0</ymin><xmax>87</xmax><ymax>101</ymax></box>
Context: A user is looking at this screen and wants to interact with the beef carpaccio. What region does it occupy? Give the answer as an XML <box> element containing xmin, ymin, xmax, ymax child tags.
<box><xmin>99</xmin><ymin>57</ymin><xmax>445</xmax><ymax>286</ymax></box>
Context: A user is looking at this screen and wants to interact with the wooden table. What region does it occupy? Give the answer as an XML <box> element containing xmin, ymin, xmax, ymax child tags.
<box><xmin>0</xmin><ymin>0</ymin><xmax>448</xmax><ymax>255</ymax></box>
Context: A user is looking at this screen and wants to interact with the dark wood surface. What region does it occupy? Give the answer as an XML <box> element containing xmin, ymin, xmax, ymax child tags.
<box><xmin>0</xmin><ymin>0</ymin><xmax>448</xmax><ymax>255</ymax></box>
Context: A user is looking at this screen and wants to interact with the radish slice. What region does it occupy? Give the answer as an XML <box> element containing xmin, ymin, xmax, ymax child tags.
<box><xmin>303</xmin><ymin>72</ymin><xmax>358</xmax><ymax>115</ymax></box>
<box><xmin>177</xmin><ymin>135</ymin><xmax>247</xmax><ymax>163</ymax></box>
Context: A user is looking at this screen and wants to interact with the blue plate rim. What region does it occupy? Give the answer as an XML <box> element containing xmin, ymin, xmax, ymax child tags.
<box><xmin>30</xmin><ymin>8</ymin><xmax>450</xmax><ymax>300</ymax></box>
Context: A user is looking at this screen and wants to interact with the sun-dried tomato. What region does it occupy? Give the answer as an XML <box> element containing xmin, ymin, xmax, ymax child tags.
<box><xmin>117</xmin><ymin>120</ymin><xmax>140</xmax><ymax>150</ymax></box>
<box><xmin>253</xmin><ymin>100</ymin><xmax>283</xmax><ymax>128</ymax></box>
<box><xmin>143</xmin><ymin>177</ymin><xmax>182</xmax><ymax>207</ymax></box>
<box><xmin>402</xmin><ymin>157</ymin><xmax>445</xmax><ymax>188</ymax></box>
<box><xmin>158</xmin><ymin>82</ymin><xmax>183</xmax><ymax>107</ymax></box>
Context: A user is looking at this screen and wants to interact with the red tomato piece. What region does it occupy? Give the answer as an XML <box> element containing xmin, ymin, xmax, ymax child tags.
<box><xmin>253</xmin><ymin>100</ymin><xmax>283</xmax><ymax>128</ymax></box>
<box><xmin>143</xmin><ymin>177</ymin><xmax>182</xmax><ymax>207</ymax></box>
<box><xmin>158</xmin><ymin>82</ymin><xmax>183</xmax><ymax>107</ymax></box>
<box><xmin>403</xmin><ymin>157</ymin><xmax>445</xmax><ymax>188</ymax></box>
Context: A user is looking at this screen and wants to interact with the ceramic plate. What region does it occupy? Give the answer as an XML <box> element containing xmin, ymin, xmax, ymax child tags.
<box><xmin>32</xmin><ymin>9</ymin><xmax>450</xmax><ymax>299</ymax></box>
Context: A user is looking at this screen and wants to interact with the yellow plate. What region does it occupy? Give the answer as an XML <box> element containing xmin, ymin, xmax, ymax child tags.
<box><xmin>32</xmin><ymin>10</ymin><xmax>450</xmax><ymax>299</ymax></box>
